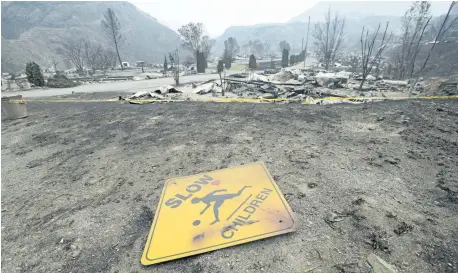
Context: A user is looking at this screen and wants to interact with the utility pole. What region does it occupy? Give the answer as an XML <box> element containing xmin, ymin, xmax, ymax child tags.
<box><xmin>304</xmin><ymin>16</ymin><xmax>310</xmax><ymax>68</ymax></box>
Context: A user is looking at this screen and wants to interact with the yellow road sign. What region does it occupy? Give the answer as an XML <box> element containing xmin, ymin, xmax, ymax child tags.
<box><xmin>141</xmin><ymin>162</ymin><xmax>296</xmax><ymax>265</ymax></box>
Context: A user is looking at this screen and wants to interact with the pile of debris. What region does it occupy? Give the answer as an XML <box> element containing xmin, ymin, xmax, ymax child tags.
<box><xmin>374</xmin><ymin>80</ymin><xmax>408</xmax><ymax>92</ymax></box>
<box><xmin>315</xmin><ymin>71</ymin><xmax>352</xmax><ymax>88</ymax></box>
<box><xmin>437</xmin><ymin>79</ymin><xmax>458</xmax><ymax>95</ymax></box>
<box><xmin>125</xmin><ymin>85</ymin><xmax>182</xmax><ymax>104</ymax></box>
<box><xmin>188</xmin><ymin>67</ymin><xmax>449</xmax><ymax>104</ymax></box>
<box><xmin>46</xmin><ymin>74</ymin><xmax>80</xmax><ymax>88</ymax></box>
<box><xmin>191</xmin><ymin>68</ymin><xmax>353</xmax><ymax>102</ymax></box>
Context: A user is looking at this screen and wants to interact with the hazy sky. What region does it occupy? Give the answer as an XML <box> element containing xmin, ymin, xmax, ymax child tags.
<box><xmin>131</xmin><ymin>0</ymin><xmax>453</xmax><ymax>37</ymax></box>
<box><xmin>132</xmin><ymin>0</ymin><xmax>318</xmax><ymax>37</ymax></box>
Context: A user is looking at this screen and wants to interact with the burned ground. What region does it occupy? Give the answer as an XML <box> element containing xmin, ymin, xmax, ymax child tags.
<box><xmin>2</xmin><ymin>99</ymin><xmax>458</xmax><ymax>273</ymax></box>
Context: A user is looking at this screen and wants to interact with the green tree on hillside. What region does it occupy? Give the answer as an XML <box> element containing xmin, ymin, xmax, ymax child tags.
<box><xmin>25</xmin><ymin>62</ymin><xmax>45</xmax><ymax>87</ymax></box>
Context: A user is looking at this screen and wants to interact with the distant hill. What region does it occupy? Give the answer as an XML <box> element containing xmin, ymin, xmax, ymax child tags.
<box><xmin>215</xmin><ymin>22</ymin><xmax>310</xmax><ymax>56</ymax></box>
<box><xmin>214</xmin><ymin>16</ymin><xmax>403</xmax><ymax>56</ymax></box>
<box><xmin>289</xmin><ymin>1</ymin><xmax>411</xmax><ymax>23</ymax></box>
<box><xmin>290</xmin><ymin>1</ymin><xmax>453</xmax><ymax>22</ymax></box>
<box><xmin>214</xmin><ymin>1</ymin><xmax>454</xmax><ymax>57</ymax></box>
<box><xmin>1</xmin><ymin>1</ymin><xmax>180</xmax><ymax>73</ymax></box>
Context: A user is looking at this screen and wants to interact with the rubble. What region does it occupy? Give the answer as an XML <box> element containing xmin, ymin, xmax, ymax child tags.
<box><xmin>195</xmin><ymin>82</ymin><xmax>216</xmax><ymax>94</ymax></box>
<box><xmin>188</xmin><ymin>67</ymin><xmax>447</xmax><ymax>103</ymax></box>
<box><xmin>263</xmin><ymin>69</ymin><xmax>279</xmax><ymax>75</ymax></box>
<box><xmin>153</xmin><ymin>85</ymin><xmax>181</xmax><ymax>94</ymax></box>
<box><xmin>366</xmin><ymin>75</ymin><xmax>377</xmax><ymax>81</ymax></box>
<box><xmin>437</xmin><ymin>79</ymin><xmax>458</xmax><ymax>95</ymax></box>
<box><xmin>126</xmin><ymin>85</ymin><xmax>183</xmax><ymax>104</ymax></box>
<box><xmin>248</xmin><ymin>73</ymin><xmax>269</xmax><ymax>82</ymax></box>
<box><xmin>190</xmin><ymin>68</ymin><xmax>361</xmax><ymax>102</ymax></box>
<box><xmin>268</xmin><ymin>69</ymin><xmax>295</xmax><ymax>82</ymax></box>
<box><xmin>259</xmin><ymin>93</ymin><xmax>276</xmax><ymax>99</ymax></box>
<box><xmin>315</xmin><ymin>72</ymin><xmax>349</xmax><ymax>87</ymax></box>
<box><xmin>297</xmin><ymin>74</ymin><xmax>308</xmax><ymax>81</ymax></box>
<box><xmin>284</xmin><ymin>79</ymin><xmax>302</xmax><ymax>85</ymax></box>
<box><xmin>381</xmin><ymin>80</ymin><xmax>408</xmax><ymax>87</ymax></box>
<box><xmin>127</xmin><ymin>91</ymin><xmax>165</xmax><ymax>100</ymax></box>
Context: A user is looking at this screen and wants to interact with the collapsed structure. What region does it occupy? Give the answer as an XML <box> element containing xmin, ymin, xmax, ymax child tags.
<box><xmin>124</xmin><ymin>67</ymin><xmax>457</xmax><ymax>105</ymax></box>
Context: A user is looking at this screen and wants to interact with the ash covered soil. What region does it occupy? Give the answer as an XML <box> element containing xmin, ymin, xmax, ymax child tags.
<box><xmin>2</xmin><ymin>99</ymin><xmax>458</xmax><ymax>273</ymax></box>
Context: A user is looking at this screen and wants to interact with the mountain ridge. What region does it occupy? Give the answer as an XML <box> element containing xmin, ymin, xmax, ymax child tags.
<box><xmin>1</xmin><ymin>1</ymin><xmax>179</xmax><ymax>73</ymax></box>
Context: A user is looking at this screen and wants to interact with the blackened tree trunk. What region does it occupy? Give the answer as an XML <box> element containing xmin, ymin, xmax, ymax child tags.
<box><xmin>101</xmin><ymin>8</ymin><xmax>125</xmax><ymax>70</ymax></box>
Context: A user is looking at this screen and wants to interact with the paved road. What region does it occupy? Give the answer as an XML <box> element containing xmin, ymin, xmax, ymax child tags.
<box><xmin>1</xmin><ymin>74</ymin><xmax>223</xmax><ymax>98</ymax></box>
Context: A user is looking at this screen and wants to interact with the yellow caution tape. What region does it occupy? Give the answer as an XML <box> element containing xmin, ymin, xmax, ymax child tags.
<box><xmin>8</xmin><ymin>95</ymin><xmax>458</xmax><ymax>104</ymax></box>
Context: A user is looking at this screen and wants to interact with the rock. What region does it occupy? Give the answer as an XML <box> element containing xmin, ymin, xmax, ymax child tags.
<box><xmin>71</xmin><ymin>248</ymin><xmax>81</xmax><ymax>259</ymax></box>
<box><xmin>386</xmin><ymin>211</ymin><xmax>397</xmax><ymax>218</ymax></box>
<box><xmin>367</xmin><ymin>253</ymin><xmax>397</xmax><ymax>273</ymax></box>
<box><xmin>393</xmin><ymin>221</ymin><xmax>413</xmax><ymax>235</ymax></box>
<box><xmin>414</xmin><ymin>82</ymin><xmax>425</xmax><ymax>92</ymax></box>
<box><xmin>325</xmin><ymin>212</ymin><xmax>345</xmax><ymax>223</ymax></box>
<box><xmin>385</xmin><ymin>157</ymin><xmax>400</xmax><ymax>165</ymax></box>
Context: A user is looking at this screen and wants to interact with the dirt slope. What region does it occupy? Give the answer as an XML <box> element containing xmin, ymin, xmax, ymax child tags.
<box><xmin>1</xmin><ymin>99</ymin><xmax>457</xmax><ymax>273</ymax></box>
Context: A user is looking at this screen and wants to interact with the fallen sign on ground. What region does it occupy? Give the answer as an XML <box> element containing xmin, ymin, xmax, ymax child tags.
<box><xmin>141</xmin><ymin>162</ymin><xmax>296</xmax><ymax>265</ymax></box>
